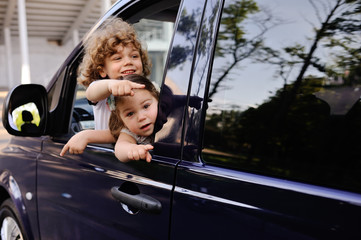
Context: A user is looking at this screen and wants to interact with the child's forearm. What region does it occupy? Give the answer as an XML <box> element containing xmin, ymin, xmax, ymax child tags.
<box><xmin>114</xmin><ymin>141</ymin><xmax>133</xmax><ymax>162</ymax></box>
<box><xmin>83</xmin><ymin>129</ymin><xmax>116</xmax><ymax>143</ymax></box>
<box><xmin>114</xmin><ymin>140</ymin><xmax>153</xmax><ymax>162</ymax></box>
<box><xmin>114</xmin><ymin>133</ymin><xmax>136</xmax><ymax>162</ymax></box>
<box><xmin>86</xmin><ymin>80</ymin><xmax>112</xmax><ymax>102</ymax></box>
<box><xmin>114</xmin><ymin>132</ymin><xmax>153</xmax><ymax>162</ymax></box>
<box><xmin>60</xmin><ymin>129</ymin><xmax>115</xmax><ymax>156</ymax></box>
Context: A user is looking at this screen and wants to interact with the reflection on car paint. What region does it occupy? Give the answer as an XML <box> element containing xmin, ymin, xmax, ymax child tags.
<box><xmin>174</xmin><ymin>185</ymin><xmax>260</xmax><ymax>210</ymax></box>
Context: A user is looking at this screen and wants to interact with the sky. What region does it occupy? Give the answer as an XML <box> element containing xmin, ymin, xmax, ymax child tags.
<box><xmin>165</xmin><ymin>0</ymin><xmax>357</xmax><ymax>113</ymax></box>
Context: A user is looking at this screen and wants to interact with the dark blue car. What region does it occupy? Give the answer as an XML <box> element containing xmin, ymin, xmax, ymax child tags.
<box><xmin>1</xmin><ymin>0</ymin><xmax>361</xmax><ymax>239</ymax></box>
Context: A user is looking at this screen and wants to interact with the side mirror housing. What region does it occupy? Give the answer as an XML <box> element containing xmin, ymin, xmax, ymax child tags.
<box><xmin>2</xmin><ymin>84</ymin><xmax>48</xmax><ymax>136</ymax></box>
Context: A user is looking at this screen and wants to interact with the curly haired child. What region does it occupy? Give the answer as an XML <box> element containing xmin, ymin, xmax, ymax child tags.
<box><xmin>60</xmin><ymin>17</ymin><xmax>152</xmax><ymax>156</ymax></box>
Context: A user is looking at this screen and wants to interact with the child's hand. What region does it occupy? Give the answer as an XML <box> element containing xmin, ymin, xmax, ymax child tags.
<box><xmin>108</xmin><ymin>80</ymin><xmax>145</xmax><ymax>96</ymax></box>
<box><xmin>127</xmin><ymin>144</ymin><xmax>154</xmax><ymax>162</ymax></box>
<box><xmin>60</xmin><ymin>132</ymin><xmax>89</xmax><ymax>156</ymax></box>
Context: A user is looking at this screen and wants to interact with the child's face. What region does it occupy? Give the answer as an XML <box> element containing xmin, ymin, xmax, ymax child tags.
<box><xmin>118</xmin><ymin>89</ymin><xmax>158</xmax><ymax>137</ymax></box>
<box><xmin>100</xmin><ymin>43</ymin><xmax>143</xmax><ymax>79</ymax></box>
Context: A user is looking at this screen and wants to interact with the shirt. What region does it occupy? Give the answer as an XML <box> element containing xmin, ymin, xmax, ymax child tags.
<box><xmin>120</xmin><ymin>128</ymin><xmax>152</xmax><ymax>145</ymax></box>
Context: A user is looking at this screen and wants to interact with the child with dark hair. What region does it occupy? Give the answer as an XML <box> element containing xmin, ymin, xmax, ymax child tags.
<box><xmin>108</xmin><ymin>74</ymin><xmax>159</xmax><ymax>162</ymax></box>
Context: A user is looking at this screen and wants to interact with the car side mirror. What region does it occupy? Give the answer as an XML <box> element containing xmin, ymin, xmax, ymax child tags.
<box><xmin>2</xmin><ymin>84</ymin><xmax>48</xmax><ymax>136</ymax></box>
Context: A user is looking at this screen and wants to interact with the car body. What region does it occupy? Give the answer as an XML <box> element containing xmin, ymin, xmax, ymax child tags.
<box><xmin>1</xmin><ymin>0</ymin><xmax>361</xmax><ymax>239</ymax></box>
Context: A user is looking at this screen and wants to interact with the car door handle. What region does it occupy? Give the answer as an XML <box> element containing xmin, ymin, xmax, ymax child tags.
<box><xmin>111</xmin><ymin>186</ymin><xmax>162</xmax><ymax>214</ymax></box>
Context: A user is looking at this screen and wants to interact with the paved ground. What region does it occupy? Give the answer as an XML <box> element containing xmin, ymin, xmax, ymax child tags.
<box><xmin>0</xmin><ymin>90</ymin><xmax>11</xmax><ymax>147</ymax></box>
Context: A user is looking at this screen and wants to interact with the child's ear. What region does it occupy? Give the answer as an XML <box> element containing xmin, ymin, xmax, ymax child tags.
<box><xmin>99</xmin><ymin>68</ymin><xmax>107</xmax><ymax>78</ymax></box>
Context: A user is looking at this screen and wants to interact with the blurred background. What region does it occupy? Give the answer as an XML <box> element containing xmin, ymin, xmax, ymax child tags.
<box><xmin>0</xmin><ymin>0</ymin><xmax>172</xmax><ymax>89</ymax></box>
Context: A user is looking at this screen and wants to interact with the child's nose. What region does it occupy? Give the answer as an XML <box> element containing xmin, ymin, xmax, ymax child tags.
<box><xmin>138</xmin><ymin>112</ymin><xmax>146</xmax><ymax>121</ymax></box>
<box><xmin>124</xmin><ymin>56</ymin><xmax>133</xmax><ymax>65</ymax></box>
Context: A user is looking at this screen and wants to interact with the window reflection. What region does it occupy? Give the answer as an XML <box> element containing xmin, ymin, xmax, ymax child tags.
<box><xmin>203</xmin><ymin>0</ymin><xmax>361</xmax><ymax>193</ymax></box>
<box><xmin>11</xmin><ymin>103</ymin><xmax>40</xmax><ymax>132</ymax></box>
<box><xmin>155</xmin><ymin>0</ymin><xmax>206</xmax><ymax>159</ymax></box>
<box><xmin>183</xmin><ymin>0</ymin><xmax>221</xmax><ymax>158</ymax></box>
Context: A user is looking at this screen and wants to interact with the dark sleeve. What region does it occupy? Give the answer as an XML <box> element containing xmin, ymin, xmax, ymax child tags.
<box><xmin>87</xmin><ymin>99</ymin><xmax>97</xmax><ymax>106</ymax></box>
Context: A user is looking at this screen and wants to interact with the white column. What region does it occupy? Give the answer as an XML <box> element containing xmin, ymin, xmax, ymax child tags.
<box><xmin>73</xmin><ymin>29</ymin><xmax>79</xmax><ymax>47</ymax></box>
<box><xmin>101</xmin><ymin>0</ymin><xmax>112</xmax><ymax>14</ymax></box>
<box><xmin>164</xmin><ymin>22</ymin><xmax>173</xmax><ymax>65</ymax></box>
<box><xmin>17</xmin><ymin>0</ymin><xmax>31</xmax><ymax>84</ymax></box>
<box><xmin>4</xmin><ymin>27</ymin><xmax>14</xmax><ymax>89</ymax></box>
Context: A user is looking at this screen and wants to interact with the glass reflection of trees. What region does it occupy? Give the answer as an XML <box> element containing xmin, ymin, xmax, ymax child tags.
<box><xmin>203</xmin><ymin>0</ymin><xmax>361</xmax><ymax>193</ymax></box>
<box><xmin>168</xmin><ymin>7</ymin><xmax>201</xmax><ymax>70</ymax></box>
<box><xmin>156</xmin><ymin>1</ymin><xmax>206</xmax><ymax>159</ymax></box>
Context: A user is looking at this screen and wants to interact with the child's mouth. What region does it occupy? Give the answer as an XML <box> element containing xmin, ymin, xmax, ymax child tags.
<box><xmin>141</xmin><ymin>123</ymin><xmax>151</xmax><ymax>130</ymax></box>
<box><xmin>122</xmin><ymin>70</ymin><xmax>135</xmax><ymax>74</ymax></box>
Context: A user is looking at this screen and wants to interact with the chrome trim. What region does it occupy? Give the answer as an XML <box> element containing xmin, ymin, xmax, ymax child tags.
<box><xmin>187</xmin><ymin>164</ymin><xmax>361</xmax><ymax>206</ymax></box>
<box><xmin>107</xmin><ymin>169</ymin><xmax>261</xmax><ymax>210</ymax></box>
<box><xmin>174</xmin><ymin>186</ymin><xmax>261</xmax><ymax>210</ymax></box>
<box><xmin>106</xmin><ymin>169</ymin><xmax>174</xmax><ymax>191</ymax></box>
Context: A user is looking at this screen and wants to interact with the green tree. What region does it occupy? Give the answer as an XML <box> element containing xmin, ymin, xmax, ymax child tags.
<box><xmin>284</xmin><ymin>0</ymin><xmax>360</xmax><ymax>90</ymax></box>
<box><xmin>209</xmin><ymin>0</ymin><xmax>276</xmax><ymax>98</ymax></box>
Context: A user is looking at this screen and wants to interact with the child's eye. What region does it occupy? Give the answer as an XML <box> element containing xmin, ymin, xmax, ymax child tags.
<box><xmin>144</xmin><ymin>104</ymin><xmax>150</xmax><ymax>109</ymax></box>
<box><xmin>126</xmin><ymin>112</ymin><xmax>134</xmax><ymax>117</ymax></box>
<box><xmin>111</xmin><ymin>54</ymin><xmax>122</xmax><ymax>60</ymax></box>
<box><xmin>132</xmin><ymin>55</ymin><xmax>139</xmax><ymax>59</ymax></box>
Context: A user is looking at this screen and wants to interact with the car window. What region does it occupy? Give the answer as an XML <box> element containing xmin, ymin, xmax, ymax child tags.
<box><xmin>203</xmin><ymin>0</ymin><xmax>361</xmax><ymax>193</ymax></box>
<box><xmin>134</xmin><ymin>19</ymin><xmax>173</xmax><ymax>86</ymax></box>
<box><xmin>48</xmin><ymin>68</ymin><xmax>66</xmax><ymax>112</ymax></box>
<box><xmin>154</xmin><ymin>0</ymin><xmax>209</xmax><ymax>160</ymax></box>
<box><xmin>73</xmin><ymin>84</ymin><xmax>94</xmax><ymax>132</ymax></box>
<box><xmin>73</xmin><ymin>1</ymin><xmax>179</xmax><ymax>133</ymax></box>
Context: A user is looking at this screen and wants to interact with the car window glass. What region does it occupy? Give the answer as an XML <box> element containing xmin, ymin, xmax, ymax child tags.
<box><xmin>180</xmin><ymin>0</ymin><xmax>223</xmax><ymax>161</ymax></box>
<box><xmin>154</xmin><ymin>0</ymin><xmax>207</xmax><ymax>160</ymax></box>
<box><xmin>203</xmin><ymin>0</ymin><xmax>361</xmax><ymax>193</ymax></box>
<box><xmin>48</xmin><ymin>68</ymin><xmax>66</xmax><ymax>112</ymax></box>
<box><xmin>134</xmin><ymin>19</ymin><xmax>174</xmax><ymax>86</ymax></box>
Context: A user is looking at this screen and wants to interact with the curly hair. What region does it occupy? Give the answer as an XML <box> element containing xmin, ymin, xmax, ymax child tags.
<box><xmin>77</xmin><ymin>17</ymin><xmax>152</xmax><ymax>87</ymax></box>
<box><xmin>109</xmin><ymin>74</ymin><xmax>159</xmax><ymax>139</ymax></box>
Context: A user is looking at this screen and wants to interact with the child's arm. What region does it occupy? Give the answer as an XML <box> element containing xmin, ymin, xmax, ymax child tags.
<box><xmin>86</xmin><ymin>80</ymin><xmax>145</xmax><ymax>102</ymax></box>
<box><xmin>114</xmin><ymin>133</ymin><xmax>153</xmax><ymax>163</ymax></box>
<box><xmin>60</xmin><ymin>129</ymin><xmax>115</xmax><ymax>156</ymax></box>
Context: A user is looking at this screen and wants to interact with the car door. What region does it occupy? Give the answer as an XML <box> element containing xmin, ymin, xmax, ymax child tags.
<box><xmin>35</xmin><ymin>0</ymin><xmax>195</xmax><ymax>239</ymax></box>
<box><xmin>169</xmin><ymin>0</ymin><xmax>361</xmax><ymax>239</ymax></box>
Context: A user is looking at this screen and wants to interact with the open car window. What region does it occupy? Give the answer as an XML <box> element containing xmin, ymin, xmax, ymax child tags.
<box><xmin>72</xmin><ymin>0</ymin><xmax>180</xmax><ymax>133</ymax></box>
